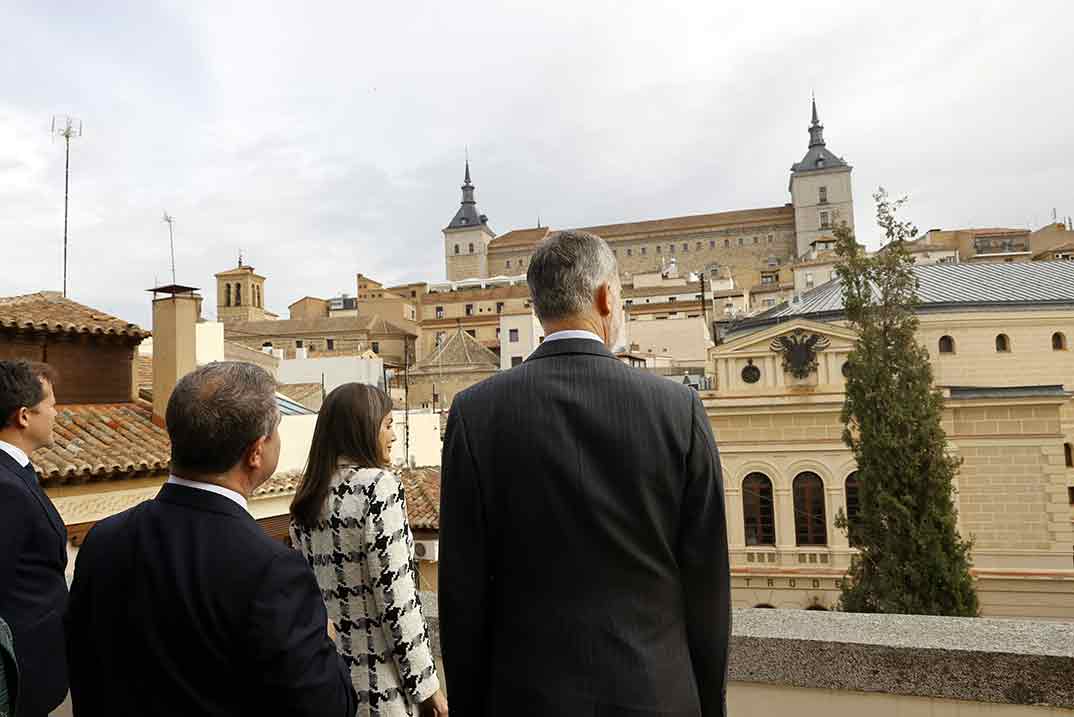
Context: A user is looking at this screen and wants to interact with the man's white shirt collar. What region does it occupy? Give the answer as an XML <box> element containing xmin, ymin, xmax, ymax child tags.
<box><xmin>167</xmin><ymin>475</ymin><xmax>249</xmax><ymax>511</ymax></box>
<box><xmin>542</xmin><ymin>330</ymin><xmax>604</xmax><ymax>344</ymax></box>
<box><xmin>0</xmin><ymin>440</ymin><xmax>30</xmax><ymax>469</ymax></box>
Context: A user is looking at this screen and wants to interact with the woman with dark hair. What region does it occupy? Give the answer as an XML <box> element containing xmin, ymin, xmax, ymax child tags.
<box><xmin>290</xmin><ymin>383</ymin><xmax>447</xmax><ymax>716</ymax></box>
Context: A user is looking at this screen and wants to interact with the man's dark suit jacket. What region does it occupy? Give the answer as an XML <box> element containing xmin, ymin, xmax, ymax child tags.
<box><xmin>65</xmin><ymin>482</ymin><xmax>357</xmax><ymax>717</ymax></box>
<box><xmin>440</xmin><ymin>337</ymin><xmax>731</xmax><ymax>717</ymax></box>
<box><xmin>0</xmin><ymin>449</ymin><xmax>69</xmax><ymax>717</ymax></box>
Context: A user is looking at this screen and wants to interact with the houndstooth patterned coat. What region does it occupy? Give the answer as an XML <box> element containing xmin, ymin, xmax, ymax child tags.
<box><xmin>291</xmin><ymin>465</ymin><xmax>440</xmax><ymax>716</ymax></box>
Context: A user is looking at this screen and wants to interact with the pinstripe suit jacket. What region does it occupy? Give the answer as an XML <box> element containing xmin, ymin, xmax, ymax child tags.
<box><xmin>440</xmin><ymin>337</ymin><xmax>731</xmax><ymax>717</ymax></box>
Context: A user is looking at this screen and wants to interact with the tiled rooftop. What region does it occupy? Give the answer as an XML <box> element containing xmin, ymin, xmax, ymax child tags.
<box><xmin>489</xmin><ymin>205</ymin><xmax>794</xmax><ymax>249</ymax></box>
<box><xmin>226</xmin><ymin>314</ymin><xmax>417</xmax><ymax>337</ymax></box>
<box><xmin>415</xmin><ymin>328</ymin><xmax>499</xmax><ymax>371</ymax></box>
<box><xmin>33</xmin><ymin>401</ymin><xmax>170</xmax><ymax>482</ymax></box>
<box><xmin>0</xmin><ymin>291</ymin><xmax>149</xmax><ymax>339</ymax></box>
<box><xmin>399</xmin><ymin>467</ymin><xmax>440</xmax><ymax>531</ymax></box>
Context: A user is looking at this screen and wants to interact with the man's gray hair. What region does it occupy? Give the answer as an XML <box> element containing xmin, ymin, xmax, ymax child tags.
<box><xmin>166</xmin><ymin>361</ymin><xmax>280</xmax><ymax>476</ymax></box>
<box><xmin>526</xmin><ymin>230</ymin><xmax>619</xmax><ymax>322</ymax></box>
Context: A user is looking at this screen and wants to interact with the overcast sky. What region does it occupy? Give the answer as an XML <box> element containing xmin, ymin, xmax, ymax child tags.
<box><xmin>2</xmin><ymin>1</ymin><xmax>1072</xmax><ymax>328</ymax></box>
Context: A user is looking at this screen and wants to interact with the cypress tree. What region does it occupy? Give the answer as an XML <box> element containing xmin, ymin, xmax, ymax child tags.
<box><xmin>834</xmin><ymin>189</ymin><xmax>978</xmax><ymax>616</ymax></box>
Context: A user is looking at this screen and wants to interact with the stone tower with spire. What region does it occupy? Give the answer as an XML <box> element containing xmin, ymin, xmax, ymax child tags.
<box><xmin>789</xmin><ymin>96</ymin><xmax>854</xmax><ymax>257</ymax></box>
<box><xmin>443</xmin><ymin>161</ymin><xmax>496</xmax><ymax>281</ymax></box>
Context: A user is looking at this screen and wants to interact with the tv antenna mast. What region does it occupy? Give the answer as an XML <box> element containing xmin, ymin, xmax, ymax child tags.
<box><xmin>162</xmin><ymin>212</ymin><xmax>177</xmax><ymax>285</ymax></box>
<box><xmin>51</xmin><ymin>115</ymin><xmax>82</xmax><ymax>297</ymax></box>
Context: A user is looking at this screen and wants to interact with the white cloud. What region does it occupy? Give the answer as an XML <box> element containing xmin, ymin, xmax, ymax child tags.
<box><xmin>2</xmin><ymin>0</ymin><xmax>1071</xmax><ymax>327</ymax></box>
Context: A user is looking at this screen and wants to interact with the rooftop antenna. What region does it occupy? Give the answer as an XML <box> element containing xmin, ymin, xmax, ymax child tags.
<box><xmin>51</xmin><ymin>114</ymin><xmax>82</xmax><ymax>297</ymax></box>
<box><xmin>162</xmin><ymin>211</ymin><xmax>177</xmax><ymax>285</ymax></box>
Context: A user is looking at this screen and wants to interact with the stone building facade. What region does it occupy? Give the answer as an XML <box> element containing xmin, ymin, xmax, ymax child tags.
<box><xmin>708</xmin><ymin>261</ymin><xmax>1074</xmax><ymax>620</ymax></box>
<box><xmin>441</xmin><ymin>98</ymin><xmax>854</xmax><ymax>308</ymax></box>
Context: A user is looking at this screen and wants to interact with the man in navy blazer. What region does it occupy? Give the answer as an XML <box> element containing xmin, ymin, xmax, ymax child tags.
<box><xmin>0</xmin><ymin>360</ymin><xmax>68</xmax><ymax>717</ymax></box>
<box><xmin>66</xmin><ymin>362</ymin><xmax>356</xmax><ymax>717</ymax></box>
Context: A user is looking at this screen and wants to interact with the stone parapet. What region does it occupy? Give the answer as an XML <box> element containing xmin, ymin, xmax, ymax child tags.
<box><xmin>418</xmin><ymin>592</ymin><xmax>1074</xmax><ymax>709</ymax></box>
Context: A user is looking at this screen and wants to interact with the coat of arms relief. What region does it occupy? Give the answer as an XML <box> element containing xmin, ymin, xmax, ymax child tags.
<box><xmin>769</xmin><ymin>329</ymin><xmax>831</xmax><ymax>379</ymax></box>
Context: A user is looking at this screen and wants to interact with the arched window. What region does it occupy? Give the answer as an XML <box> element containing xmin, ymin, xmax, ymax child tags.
<box><xmin>454</xmin><ymin>244</ymin><xmax>460</xmax><ymax>255</ymax></box>
<box><xmin>938</xmin><ymin>335</ymin><xmax>955</xmax><ymax>354</ymax></box>
<box><xmin>225</xmin><ymin>283</ymin><xmax>232</xmax><ymax>307</ymax></box>
<box><xmin>753</xmin><ymin>603</ymin><xmax>776</xmax><ymax>609</ymax></box>
<box><xmin>235</xmin><ymin>284</ymin><xmax>242</xmax><ymax>306</ymax></box>
<box><xmin>805</xmin><ymin>604</ymin><xmax>828</xmax><ymax>611</ymax></box>
<box><xmin>793</xmin><ymin>472</ymin><xmax>827</xmax><ymax>546</ymax></box>
<box><xmin>1065</xmin><ymin>442</ymin><xmax>1073</xmax><ymax>468</ymax></box>
<box><xmin>1053</xmin><ymin>332</ymin><xmax>1067</xmax><ymax>351</ymax></box>
<box><xmin>468</xmin><ymin>243</ymin><xmax>474</xmax><ymax>254</ymax></box>
<box><xmin>742</xmin><ymin>473</ymin><xmax>775</xmax><ymax>546</ymax></box>
<box><xmin>995</xmin><ymin>333</ymin><xmax>1010</xmax><ymax>352</ymax></box>
<box><xmin>844</xmin><ymin>472</ymin><xmax>862</xmax><ymax>547</ymax></box>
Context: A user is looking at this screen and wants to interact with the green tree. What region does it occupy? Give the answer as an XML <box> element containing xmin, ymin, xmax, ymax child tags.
<box><xmin>833</xmin><ymin>189</ymin><xmax>978</xmax><ymax>616</ymax></box>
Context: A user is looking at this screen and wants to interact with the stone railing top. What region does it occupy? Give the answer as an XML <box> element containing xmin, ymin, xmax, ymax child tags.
<box><xmin>419</xmin><ymin>592</ymin><xmax>1074</xmax><ymax>709</ymax></box>
<box><xmin>732</xmin><ymin>608</ymin><xmax>1074</xmax><ymax>657</ymax></box>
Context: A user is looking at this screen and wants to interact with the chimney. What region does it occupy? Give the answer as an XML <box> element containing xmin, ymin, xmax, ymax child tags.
<box><xmin>149</xmin><ymin>285</ymin><xmax>200</xmax><ymax>427</ymax></box>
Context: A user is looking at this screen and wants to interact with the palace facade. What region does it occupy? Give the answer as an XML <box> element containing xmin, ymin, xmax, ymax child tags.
<box><xmin>709</xmin><ymin>261</ymin><xmax>1074</xmax><ymax>619</ymax></box>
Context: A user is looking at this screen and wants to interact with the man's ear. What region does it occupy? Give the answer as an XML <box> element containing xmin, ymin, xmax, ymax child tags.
<box><xmin>246</xmin><ymin>435</ymin><xmax>268</xmax><ymax>470</ymax></box>
<box><xmin>14</xmin><ymin>407</ymin><xmax>31</xmax><ymax>430</ymax></box>
<box><xmin>595</xmin><ymin>282</ymin><xmax>614</xmax><ymax>318</ymax></box>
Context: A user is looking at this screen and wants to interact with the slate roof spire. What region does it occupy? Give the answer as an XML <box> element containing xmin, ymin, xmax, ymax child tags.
<box><xmin>791</xmin><ymin>94</ymin><xmax>849</xmax><ymax>174</ymax></box>
<box><xmin>446</xmin><ymin>159</ymin><xmax>490</xmax><ymax>231</ymax></box>
<box><xmin>809</xmin><ymin>94</ymin><xmax>825</xmax><ymax>148</ymax></box>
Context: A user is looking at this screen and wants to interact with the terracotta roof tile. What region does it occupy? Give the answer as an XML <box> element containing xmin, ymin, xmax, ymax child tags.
<box><xmin>0</xmin><ymin>291</ymin><xmax>149</xmax><ymax>338</ymax></box>
<box><xmin>254</xmin><ymin>467</ymin><xmax>441</xmax><ymax>531</ymax></box>
<box><xmin>32</xmin><ymin>401</ymin><xmax>170</xmax><ymax>482</ymax></box>
<box><xmin>415</xmin><ymin>328</ymin><xmax>499</xmax><ymax>371</ymax></box>
<box><xmin>225</xmin><ymin>314</ymin><xmax>417</xmax><ymax>338</ymax></box>
<box><xmin>254</xmin><ymin>470</ymin><xmax>302</xmax><ymax>498</ymax></box>
<box><xmin>399</xmin><ymin>467</ymin><xmax>440</xmax><ymax>531</ymax></box>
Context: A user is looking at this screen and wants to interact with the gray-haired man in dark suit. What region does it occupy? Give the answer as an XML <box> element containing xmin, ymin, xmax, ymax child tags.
<box><xmin>440</xmin><ymin>230</ymin><xmax>731</xmax><ymax>716</ymax></box>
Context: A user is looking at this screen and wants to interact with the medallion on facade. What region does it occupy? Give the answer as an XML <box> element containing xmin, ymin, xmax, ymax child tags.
<box><xmin>770</xmin><ymin>330</ymin><xmax>830</xmax><ymax>379</ymax></box>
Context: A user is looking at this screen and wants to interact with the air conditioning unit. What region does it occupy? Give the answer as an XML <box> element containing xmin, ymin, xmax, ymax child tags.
<box><xmin>414</xmin><ymin>540</ymin><xmax>439</xmax><ymax>562</ymax></box>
